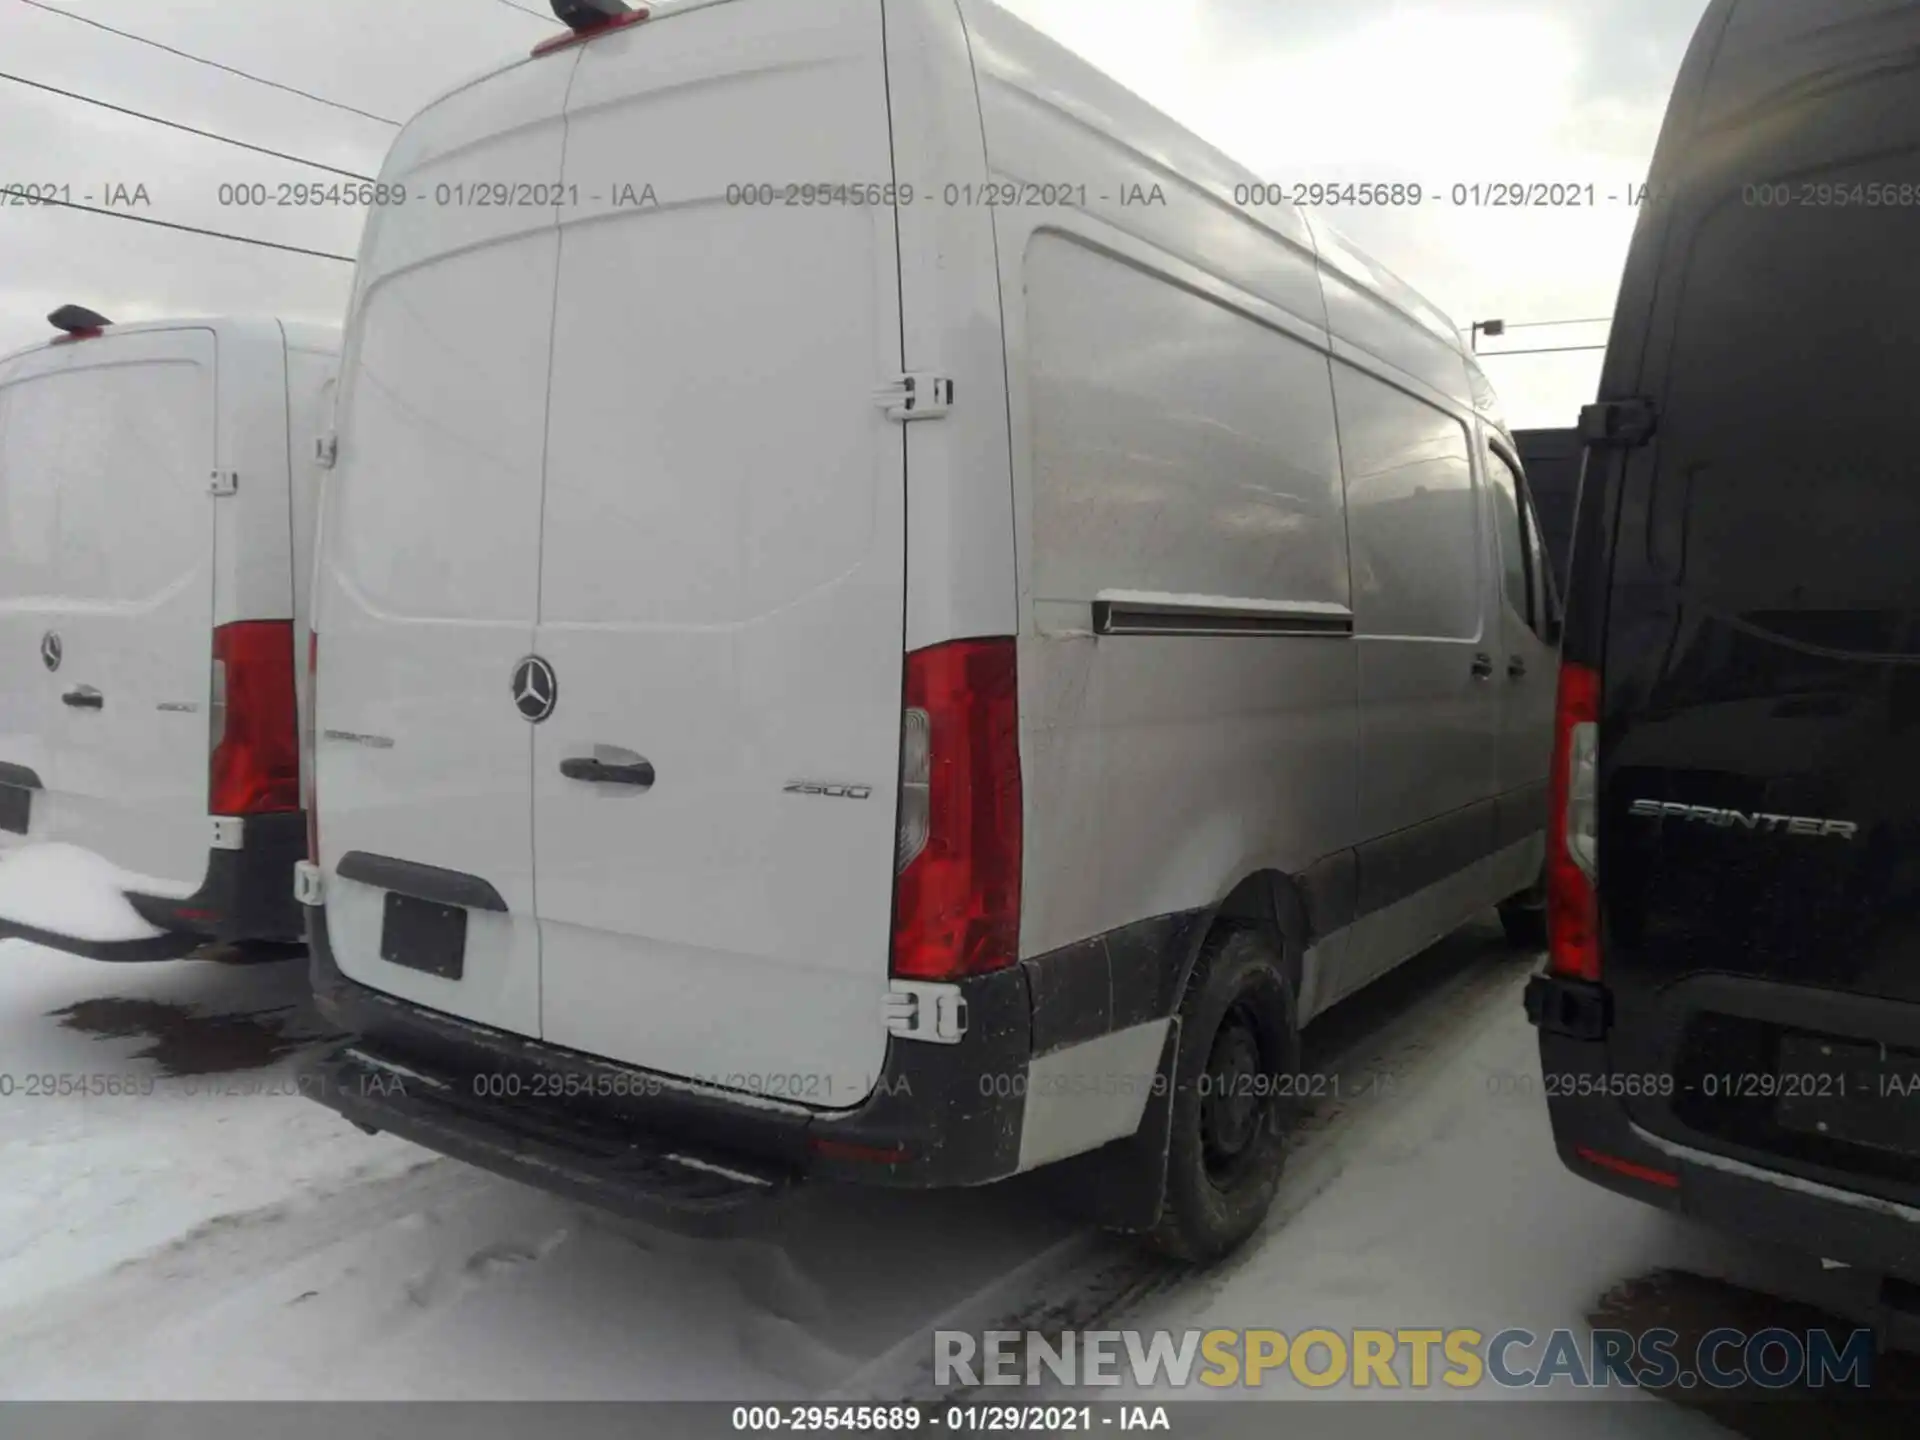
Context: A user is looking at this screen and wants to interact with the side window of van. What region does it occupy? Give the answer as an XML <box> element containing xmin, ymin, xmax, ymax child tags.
<box><xmin>1333</xmin><ymin>364</ymin><xmax>1481</xmax><ymax>640</ymax></box>
<box><xmin>1485</xmin><ymin>445</ymin><xmax>1536</xmax><ymax>630</ymax></box>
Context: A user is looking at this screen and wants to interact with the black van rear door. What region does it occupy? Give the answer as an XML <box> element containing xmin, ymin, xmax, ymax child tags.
<box><xmin>1597</xmin><ymin>0</ymin><xmax>1920</xmax><ymax>1150</ymax></box>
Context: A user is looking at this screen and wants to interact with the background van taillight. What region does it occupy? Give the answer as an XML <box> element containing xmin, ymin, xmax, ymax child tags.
<box><xmin>305</xmin><ymin>630</ymin><xmax>320</xmax><ymax>861</ymax></box>
<box><xmin>1547</xmin><ymin>659</ymin><xmax>1601</xmax><ymax>980</ymax></box>
<box><xmin>209</xmin><ymin>621</ymin><xmax>299</xmax><ymax>816</ymax></box>
<box><xmin>890</xmin><ymin>638</ymin><xmax>1022</xmax><ymax>982</ymax></box>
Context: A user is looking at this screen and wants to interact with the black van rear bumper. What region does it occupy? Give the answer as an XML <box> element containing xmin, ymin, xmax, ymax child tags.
<box><xmin>299</xmin><ymin>903</ymin><xmax>1039</xmax><ymax>1214</ymax></box>
<box><xmin>1529</xmin><ymin>972</ymin><xmax>1920</xmax><ymax>1282</ymax></box>
<box><xmin>0</xmin><ymin>812</ymin><xmax>308</xmax><ymax>961</ymax></box>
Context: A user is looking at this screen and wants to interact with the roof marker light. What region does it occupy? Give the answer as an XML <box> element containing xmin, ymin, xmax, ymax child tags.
<box><xmin>535</xmin><ymin>0</ymin><xmax>650</xmax><ymax>56</ymax></box>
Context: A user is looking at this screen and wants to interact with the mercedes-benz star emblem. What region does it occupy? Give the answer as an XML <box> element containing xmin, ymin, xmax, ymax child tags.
<box><xmin>41</xmin><ymin>632</ymin><xmax>62</xmax><ymax>672</ymax></box>
<box><xmin>511</xmin><ymin>656</ymin><xmax>557</xmax><ymax>724</ymax></box>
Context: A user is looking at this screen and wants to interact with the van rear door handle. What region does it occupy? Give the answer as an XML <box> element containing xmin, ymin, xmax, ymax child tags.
<box><xmin>1508</xmin><ymin>655</ymin><xmax>1528</xmax><ymax>678</ymax></box>
<box><xmin>62</xmin><ymin>686</ymin><xmax>104</xmax><ymax>710</ymax></box>
<box><xmin>1470</xmin><ymin>653</ymin><xmax>1495</xmax><ymax>680</ymax></box>
<box><xmin>560</xmin><ymin>757</ymin><xmax>655</xmax><ymax>789</ymax></box>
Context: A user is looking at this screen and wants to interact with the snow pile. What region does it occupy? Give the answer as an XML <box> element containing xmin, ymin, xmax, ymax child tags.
<box><xmin>0</xmin><ymin>843</ymin><xmax>193</xmax><ymax>942</ymax></box>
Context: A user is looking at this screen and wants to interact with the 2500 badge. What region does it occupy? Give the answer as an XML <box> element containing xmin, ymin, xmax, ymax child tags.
<box><xmin>784</xmin><ymin>781</ymin><xmax>874</xmax><ymax>800</ymax></box>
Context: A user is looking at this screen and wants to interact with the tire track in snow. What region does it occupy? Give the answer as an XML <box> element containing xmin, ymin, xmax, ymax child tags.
<box><xmin>0</xmin><ymin>1157</ymin><xmax>483</xmax><ymax>1365</ymax></box>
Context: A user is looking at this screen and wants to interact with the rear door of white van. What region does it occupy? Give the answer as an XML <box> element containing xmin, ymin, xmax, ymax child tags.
<box><xmin>0</xmin><ymin>346</ymin><xmax>73</xmax><ymax>843</ymax></box>
<box><xmin>312</xmin><ymin>59</ymin><xmax>573</xmax><ymax>1038</ymax></box>
<box><xmin>1</xmin><ymin>331</ymin><xmax>218</xmax><ymax>888</ymax></box>
<box><xmin>531</xmin><ymin>0</ymin><xmax>906</xmax><ymax>1106</ymax></box>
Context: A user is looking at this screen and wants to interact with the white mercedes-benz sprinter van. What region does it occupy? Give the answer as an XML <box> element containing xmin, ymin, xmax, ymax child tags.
<box><xmin>0</xmin><ymin>307</ymin><xmax>340</xmax><ymax>961</ymax></box>
<box><xmin>300</xmin><ymin>0</ymin><xmax>1559</xmax><ymax>1259</ymax></box>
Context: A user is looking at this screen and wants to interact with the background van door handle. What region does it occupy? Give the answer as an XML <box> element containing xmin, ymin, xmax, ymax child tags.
<box><xmin>62</xmin><ymin>686</ymin><xmax>104</xmax><ymax>710</ymax></box>
<box><xmin>1471</xmin><ymin>653</ymin><xmax>1495</xmax><ymax>680</ymax></box>
<box><xmin>1508</xmin><ymin>655</ymin><xmax>1528</xmax><ymax>678</ymax></box>
<box><xmin>560</xmin><ymin>756</ymin><xmax>655</xmax><ymax>789</ymax></box>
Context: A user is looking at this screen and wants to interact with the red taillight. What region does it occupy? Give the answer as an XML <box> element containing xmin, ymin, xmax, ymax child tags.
<box><xmin>305</xmin><ymin>630</ymin><xmax>320</xmax><ymax>862</ymax></box>
<box><xmin>1547</xmin><ymin>660</ymin><xmax>1601</xmax><ymax>981</ymax></box>
<box><xmin>209</xmin><ymin>621</ymin><xmax>300</xmax><ymax>817</ymax></box>
<box><xmin>531</xmin><ymin>5</ymin><xmax>651</xmax><ymax>57</ymax></box>
<box><xmin>890</xmin><ymin>638</ymin><xmax>1022</xmax><ymax>982</ymax></box>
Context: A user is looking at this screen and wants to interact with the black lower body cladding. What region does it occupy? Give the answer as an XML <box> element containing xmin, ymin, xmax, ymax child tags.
<box><xmin>0</xmin><ymin>811</ymin><xmax>309</xmax><ymax>960</ymax></box>
<box><xmin>302</xmin><ymin>904</ymin><xmax>1037</xmax><ymax>1197</ymax></box>
<box><xmin>301</xmin><ymin>901</ymin><xmax>1209</xmax><ymax>1214</ymax></box>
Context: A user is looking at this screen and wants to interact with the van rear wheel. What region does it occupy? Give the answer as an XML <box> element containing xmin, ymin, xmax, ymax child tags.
<box><xmin>1147</xmin><ymin>925</ymin><xmax>1299</xmax><ymax>1264</ymax></box>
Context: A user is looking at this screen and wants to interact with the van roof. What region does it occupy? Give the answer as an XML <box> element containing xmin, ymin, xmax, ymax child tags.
<box><xmin>392</xmin><ymin>0</ymin><xmax>1499</xmax><ymax>424</ymax></box>
<box><xmin>0</xmin><ymin>315</ymin><xmax>341</xmax><ymax>372</ymax></box>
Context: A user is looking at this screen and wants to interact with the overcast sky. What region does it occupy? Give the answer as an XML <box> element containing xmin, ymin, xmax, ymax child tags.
<box><xmin>0</xmin><ymin>0</ymin><xmax>1711</xmax><ymax>427</ymax></box>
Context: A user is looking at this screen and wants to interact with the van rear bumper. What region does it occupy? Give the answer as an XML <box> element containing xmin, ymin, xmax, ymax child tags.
<box><xmin>0</xmin><ymin>812</ymin><xmax>307</xmax><ymax>961</ymax></box>
<box><xmin>1530</xmin><ymin>974</ymin><xmax>1920</xmax><ymax>1283</ymax></box>
<box><xmin>299</xmin><ymin>904</ymin><xmax>1037</xmax><ymax>1211</ymax></box>
<box><xmin>126</xmin><ymin>811</ymin><xmax>309</xmax><ymax>945</ymax></box>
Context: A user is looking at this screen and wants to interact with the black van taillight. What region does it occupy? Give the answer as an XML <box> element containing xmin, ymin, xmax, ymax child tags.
<box><xmin>1547</xmin><ymin>659</ymin><xmax>1601</xmax><ymax>980</ymax></box>
<box><xmin>210</xmin><ymin>621</ymin><xmax>300</xmax><ymax>816</ymax></box>
<box><xmin>890</xmin><ymin>638</ymin><xmax>1022</xmax><ymax>982</ymax></box>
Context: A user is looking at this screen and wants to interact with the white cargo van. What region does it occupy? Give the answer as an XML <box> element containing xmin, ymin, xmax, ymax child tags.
<box><xmin>300</xmin><ymin>0</ymin><xmax>1559</xmax><ymax>1259</ymax></box>
<box><xmin>0</xmin><ymin>308</ymin><xmax>340</xmax><ymax>961</ymax></box>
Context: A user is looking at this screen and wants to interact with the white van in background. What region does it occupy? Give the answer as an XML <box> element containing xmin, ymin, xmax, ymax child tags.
<box><xmin>299</xmin><ymin>0</ymin><xmax>1558</xmax><ymax>1260</ymax></box>
<box><xmin>0</xmin><ymin>307</ymin><xmax>340</xmax><ymax>962</ymax></box>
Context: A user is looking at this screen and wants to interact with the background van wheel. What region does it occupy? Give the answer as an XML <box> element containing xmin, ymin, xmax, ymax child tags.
<box><xmin>1147</xmin><ymin>925</ymin><xmax>1300</xmax><ymax>1264</ymax></box>
<box><xmin>1499</xmin><ymin>875</ymin><xmax>1549</xmax><ymax>950</ymax></box>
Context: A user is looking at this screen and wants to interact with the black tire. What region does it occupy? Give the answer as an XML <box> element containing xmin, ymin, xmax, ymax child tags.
<box><xmin>1146</xmin><ymin>925</ymin><xmax>1301</xmax><ymax>1264</ymax></box>
<box><xmin>1499</xmin><ymin>877</ymin><xmax>1548</xmax><ymax>950</ymax></box>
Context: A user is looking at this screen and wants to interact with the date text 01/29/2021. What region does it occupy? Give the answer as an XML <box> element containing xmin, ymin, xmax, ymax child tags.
<box><xmin>730</xmin><ymin>1406</ymin><xmax>1171</xmax><ymax>1432</ymax></box>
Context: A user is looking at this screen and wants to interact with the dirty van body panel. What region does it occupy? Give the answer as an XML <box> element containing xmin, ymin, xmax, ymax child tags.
<box><xmin>960</xmin><ymin>0</ymin><xmax>1357</xmax><ymax>1002</ymax></box>
<box><xmin>313</xmin><ymin>54</ymin><xmax>576</xmax><ymax>1039</ymax></box>
<box><xmin>530</xmin><ymin>0</ymin><xmax>907</xmax><ymax>1103</ymax></box>
<box><xmin>0</xmin><ymin>329</ymin><xmax>220</xmax><ymax>889</ymax></box>
<box><xmin>1552</xmin><ymin>0</ymin><xmax>1920</xmax><ymax>1221</ymax></box>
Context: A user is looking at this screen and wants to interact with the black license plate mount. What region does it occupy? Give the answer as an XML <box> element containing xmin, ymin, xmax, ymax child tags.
<box><xmin>379</xmin><ymin>890</ymin><xmax>467</xmax><ymax>980</ymax></box>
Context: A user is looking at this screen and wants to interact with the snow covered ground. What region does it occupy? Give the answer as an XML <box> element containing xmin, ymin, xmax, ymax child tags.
<box><xmin>0</xmin><ymin>923</ymin><xmax>1890</xmax><ymax>1431</ymax></box>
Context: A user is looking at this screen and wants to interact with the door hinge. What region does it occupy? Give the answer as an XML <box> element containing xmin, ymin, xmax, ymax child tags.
<box><xmin>314</xmin><ymin>433</ymin><xmax>338</xmax><ymax>470</ymax></box>
<box><xmin>883</xmin><ymin>980</ymin><xmax>968</xmax><ymax>1045</ymax></box>
<box><xmin>1578</xmin><ymin>398</ymin><xmax>1657</xmax><ymax>449</ymax></box>
<box><xmin>210</xmin><ymin>815</ymin><xmax>246</xmax><ymax>851</ymax></box>
<box><xmin>209</xmin><ymin>470</ymin><xmax>239</xmax><ymax>496</ymax></box>
<box><xmin>878</xmin><ymin>373</ymin><xmax>954</xmax><ymax>422</ymax></box>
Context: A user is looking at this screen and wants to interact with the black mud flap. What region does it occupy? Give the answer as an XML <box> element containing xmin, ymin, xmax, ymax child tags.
<box><xmin>1032</xmin><ymin>1018</ymin><xmax>1182</xmax><ymax>1232</ymax></box>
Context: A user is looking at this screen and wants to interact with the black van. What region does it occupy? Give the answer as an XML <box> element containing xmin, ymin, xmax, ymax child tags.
<box><xmin>1527</xmin><ymin>0</ymin><xmax>1920</xmax><ymax>1286</ymax></box>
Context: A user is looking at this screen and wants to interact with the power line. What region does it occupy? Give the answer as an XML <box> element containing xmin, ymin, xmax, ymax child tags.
<box><xmin>0</xmin><ymin>72</ymin><xmax>375</xmax><ymax>182</ymax></box>
<box><xmin>6</xmin><ymin>191</ymin><xmax>356</xmax><ymax>264</ymax></box>
<box><xmin>16</xmin><ymin>0</ymin><xmax>400</xmax><ymax>127</ymax></box>
<box><xmin>1496</xmin><ymin>317</ymin><xmax>1611</xmax><ymax>331</ymax></box>
<box><xmin>489</xmin><ymin>0</ymin><xmax>565</xmax><ymax>21</ymax></box>
<box><xmin>1478</xmin><ymin>343</ymin><xmax>1609</xmax><ymax>357</ymax></box>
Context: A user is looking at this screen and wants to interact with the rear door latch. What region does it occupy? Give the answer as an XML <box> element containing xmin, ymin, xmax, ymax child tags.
<box><xmin>884</xmin><ymin>980</ymin><xmax>968</xmax><ymax>1044</ymax></box>
<box><xmin>877</xmin><ymin>374</ymin><xmax>954</xmax><ymax>422</ymax></box>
